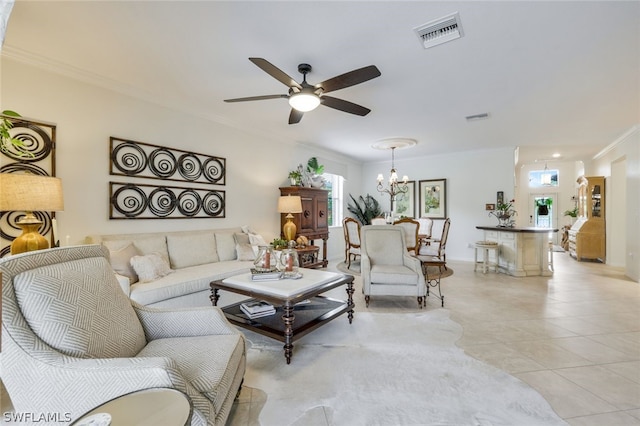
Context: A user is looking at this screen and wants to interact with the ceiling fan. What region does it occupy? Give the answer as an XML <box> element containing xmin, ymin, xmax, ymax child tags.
<box><xmin>224</xmin><ymin>58</ymin><xmax>381</xmax><ymax>124</ymax></box>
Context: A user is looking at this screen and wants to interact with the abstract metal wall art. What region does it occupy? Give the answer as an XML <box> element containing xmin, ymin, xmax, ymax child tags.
<box><xmin>110</xmin><ymin>137</ymin><xmax>226</xmax><ymax>185</ymax></box>
<box><xmin>110</xmin><ymin>182</ymin><xmax>225</xmax><ymax>219</ymax></box>
<box><xmin>0</xmin><ymin>115</ymin><xmax>57</xmax><ymax>258</ymax></box>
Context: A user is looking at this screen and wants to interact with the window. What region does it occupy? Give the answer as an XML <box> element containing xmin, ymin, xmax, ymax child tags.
<box><xmin>529</xmin><ymin>169</ymin><xmax>559</xmax><ymax>187</ymax></box>
<box><xmin>323</xmin><ymin>173</ymin><xmax>344</xmax><ymax>226</ymax></box>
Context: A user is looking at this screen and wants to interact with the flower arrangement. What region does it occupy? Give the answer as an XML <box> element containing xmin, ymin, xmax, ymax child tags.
<box><xmin>489</xmin><ymin>199</ymin><xmax>517</xmax><ymax>227</ymax></box>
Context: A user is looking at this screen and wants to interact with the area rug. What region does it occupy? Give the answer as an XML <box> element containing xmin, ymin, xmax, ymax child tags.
<box><xmin>242</xmin><ymin>310</ymin><xmax>567</xmax><ymax>426</ymax></box>
<box><xmin>337</xmin><ymin>260</ymin><xmax>454</xmax><ymax>279</ymax></box>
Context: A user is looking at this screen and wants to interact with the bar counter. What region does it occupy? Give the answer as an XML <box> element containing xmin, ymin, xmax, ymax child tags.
<box><xmin>476</xmin><ymin>226</ymin><xmax>558</xmax><ymax>276</ymax></box>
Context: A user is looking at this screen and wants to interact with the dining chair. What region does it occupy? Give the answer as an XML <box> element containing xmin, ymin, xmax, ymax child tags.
<box><xmin>417</xmin><ymin>218</ymin><xmax>451</xmax><ymax>264</ymax></box>
<box><xmin>342</xmin><ymin>217</ymin><xmax>361</xmax><ymax>268</ymax></box>
<box><xmin>393</xmin><ymin>217</ymin><xmax>420</xmax><ymax>254</ymax></box>
<box><xmin>371</xmin><ymin>217</ymin><xmax>387</xmax><ymax>225</ymax></box>
<box><xmin>416</xmin><ymin>217</ymin><xmax>434</xmax><ymax>246</ymax></box>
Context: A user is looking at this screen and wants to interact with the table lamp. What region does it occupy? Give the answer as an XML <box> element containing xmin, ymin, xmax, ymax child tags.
<box><xmin>277</xmin><ymin>195</ymin><xmax>302</xmax><ymax>241</ymax></box>
<box><xmin>0</xmin><ymin>173</ymin><xmax>64</xmax><ymax>255</ymax></box>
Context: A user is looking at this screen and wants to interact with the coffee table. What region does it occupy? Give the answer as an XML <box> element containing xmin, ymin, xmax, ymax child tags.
<box><xmin>210</xmin><ymin>269</ymin><xmax>354</xmax><ymax>364</ymax></box>
<box><xmin>71</xmin><ymin>388</ymin><xmax>191</xmax><ymax>425</ymax></box>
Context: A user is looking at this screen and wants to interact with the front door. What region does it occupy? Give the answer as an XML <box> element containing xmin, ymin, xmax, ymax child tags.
<box><xmin>529</xmin><ymin>193</ymin><xmax>558</xmax><ymax>245</ymax></box>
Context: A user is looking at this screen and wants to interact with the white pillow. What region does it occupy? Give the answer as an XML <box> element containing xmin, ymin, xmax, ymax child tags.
<box><xmin>107</xmin><ymin>242</ymin><xmax>140</xmax><ymax>284</ymax></box>
<box><xmin>236</xmin><ymin>243</ymin><xmax>256</xmax><ymax>261</ymax></box>
<box><xmin>248</xmin><ymin>233</ymin><xmax>268</xmax><ymax>247</ymax></box>
<box><xmin>130</xmin><ymin>252</ymin><xmax>173</xmax><ymax>283</ymax></box>
<box><xmin>215</xmin><ymin>232</ymin><xmax>237</xmax><ymax>261</ymax></box>
<box><xmin>166</xmin><ymin>232</ymin><xmax>218</xmax><ymax>268</ymax></box>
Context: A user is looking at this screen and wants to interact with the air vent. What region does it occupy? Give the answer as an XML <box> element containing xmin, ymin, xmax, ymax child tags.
<box><xmin>466</xmin><ymin>113</ymin><xmax>490</xmax><ymax>122</ymax></box>
<box><xmin>414</xmin><ymin>12</ymin><xmax>464</xmax><ymax>49</ymax></box>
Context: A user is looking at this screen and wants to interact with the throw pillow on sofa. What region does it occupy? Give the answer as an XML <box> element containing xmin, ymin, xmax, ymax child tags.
<box><xmin>108</xmin><ymin>242</ymin><xmax>140</xmax><ymax>284</ymax></box>
<box><xmin>234</xmin><ymin>233</ymin><xmax>255</xmax><ymax>261</ymax></box>
<box><xmin>166</xmin><ymin>232</ymin><xmax>218</xmax><ymax>268</ymax></box>
<box><xmin>215</xmin><ymin>232</ymin><xmax>237</xmax><ymax>261</ymax></box>
<box><xmin>130</xmin><ymin>252</ymin><xmax>174</xmax><ymax>283</ymax></box>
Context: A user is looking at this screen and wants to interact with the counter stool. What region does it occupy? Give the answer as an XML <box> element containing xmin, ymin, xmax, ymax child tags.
<box><xmin>474</xmin><ymin>241</ymin><xmax>498</xmax><ymax>273</ymax></box>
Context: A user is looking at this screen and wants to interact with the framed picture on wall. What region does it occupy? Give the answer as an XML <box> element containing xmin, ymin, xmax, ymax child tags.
<box><xmin>419</xmin><ymin>179</ymin><xmax>447</xmax><ymax>219</ymax></box>
<box><xmin>394</xmin><ymin>180</ymin><xmax>415</xmax><ymax>217</ymax></box>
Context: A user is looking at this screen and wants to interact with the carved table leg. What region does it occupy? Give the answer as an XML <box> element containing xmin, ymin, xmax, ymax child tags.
<box><xmin>210</xmin><ymin>287</ymin><xmax>220</xmax><ymax>306</ymax></box>
<box><xmin>282</xmin><ymin>303</ymin><xmax>295</xmax><ymax>364</ymax></box>
<box><xmin>346</xmin><ymin>280</ymin><xmax>355</xmax><ymax>324</ymax></box>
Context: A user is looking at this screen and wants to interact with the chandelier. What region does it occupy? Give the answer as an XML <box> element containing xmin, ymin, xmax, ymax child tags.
<box><xmin>376</xmin><ymin>146</ymin><xmax>409</xmax><ymax>212</ymax></box>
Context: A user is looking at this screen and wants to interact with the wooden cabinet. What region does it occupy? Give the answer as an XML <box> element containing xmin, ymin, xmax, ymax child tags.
<box><xmin>279</xmin><ymin>186</ymin><xmax>329</xmax><ymax>268</ymax></box>
<box><xmin>568</xmin><ymin>176</ymin><xmax>605</xmax><ymax>262</ymax></box>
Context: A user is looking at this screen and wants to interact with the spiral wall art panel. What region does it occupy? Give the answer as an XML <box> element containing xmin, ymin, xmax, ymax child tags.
<box><xmin>0</xmin><ymin>115</ymin><xmax>57</xmax><ymax>258</ymax></box>
<box><xmin>110</xmin><ymin>182</ymin><xmax>225</xmax><ymax>219</ymax></box>
<box><xmin>110</xmin><ymin>137</ymin><xmax>226</xmax><ymax>185</ymax></box>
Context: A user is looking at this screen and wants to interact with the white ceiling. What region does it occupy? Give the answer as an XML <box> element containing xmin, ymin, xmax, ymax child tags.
<box><xmin>3</xmin><ymin>1</ymin><xmax>639</xmax><ymax>165</ymax></box>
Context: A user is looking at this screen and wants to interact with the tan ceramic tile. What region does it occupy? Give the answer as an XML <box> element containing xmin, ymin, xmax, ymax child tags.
<box><xmin>514</xmin><ymin>370</ymin><xmax>616</xmax><ymax>418</ymax></box>
<box><xmin>566</xmin><ymin>411</ymin><xmax>640</xmax><ymax>426</ymax></box>
<box><xmin>555</xmin><ymin>365</ymin><xmax>640</xmax><ymax>410</ymax></box>
<box><xmin>552</xmin><ymin>336</ymin><xmax>635</xmax><ymax>364</ymax></box>
<box><xmin>462</xmin><ymin>342</ymin><xmax>546</xmax><ymax>373</ymax></box>
<box><xmin>603</xmin><ymin>361</ymin><xmax>640</xmax><ymax>384</ymax></box>
<box><xmin>504</xmin><ymin>339</ymin><xmax>593</xmax><ymax>369</ymax></box>
<box><xmin>588</xmin><ymin>332</ymin><xmax>640</xmax><ymax>359</ymax></box>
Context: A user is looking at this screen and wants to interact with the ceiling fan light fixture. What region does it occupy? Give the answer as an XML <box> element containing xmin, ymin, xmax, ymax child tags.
<box><xmin>288</xmin><ymin>92</ymin><xmax>320</xmax><ymax>112</ymax></box>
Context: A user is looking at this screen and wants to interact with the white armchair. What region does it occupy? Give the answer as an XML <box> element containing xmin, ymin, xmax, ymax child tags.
<box><xmin>0</xmin><ymin>245</ymin><xmax>246</xmax><ymax>425</ymax></box>
<box><xmin>360</xmin><ymin>225</ymin><xmax>425</xmax><ymax>308</ymax></box>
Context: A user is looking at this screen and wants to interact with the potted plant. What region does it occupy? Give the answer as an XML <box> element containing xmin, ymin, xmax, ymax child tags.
<box><xmin>489</xmin><ymin>199</ymin><xmax>517</xmax><ymax>227</ymax></box>
<box><xmin>288</xmin><ymin>170</ymin><xmax>302</xmax><ymax>186</ymax></box>
<box><xmin>306</xmin><ymin>157</ymin><xmax>325</xmax><ymax>188</ymax></box>
<box><xmin>347</xmin><ymin>194</ymin><xmax>382</xmax><ymax>225</ymax></box>
<box><xmin>1</xmin><ymin>110</ymin><xmax>31</xmax><ymax>157</ymax></box>
<box><xmin>536</xmin><ymin>198</ymin><xmax>552</xmax><ymax>215</ymax></box>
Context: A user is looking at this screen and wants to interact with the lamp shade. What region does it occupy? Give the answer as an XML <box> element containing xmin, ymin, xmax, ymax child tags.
<box><xmin>0</xmin><ymin>173</ymin><xmax>64</xmax><ymax>212</ymax></box>
<box><xmin>277</xmin><ymin>195</ymin><xmax>302</xmax><ymax>214</ymax></box>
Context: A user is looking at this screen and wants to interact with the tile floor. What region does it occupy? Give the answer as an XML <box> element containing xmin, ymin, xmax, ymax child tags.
<box><xmin>229</xmin><ymin>253</ymin><xmax>640</xmax><ymax>425</ymax></box>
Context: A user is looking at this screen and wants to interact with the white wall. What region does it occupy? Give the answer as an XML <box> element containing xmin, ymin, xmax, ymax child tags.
<box><xmin>361</xmin><ymin>147</ymin><xmax>516</xmax><ymax>261</ymax></box>
<box><xmin>1</xmin><ymin>58</ymin><xmax>363</xmax><ymax>260</ymax></box>
<box><xmin>588</xmin><ymin>126</ymin><xmax>640</xmax><ymax>281</ymax></box>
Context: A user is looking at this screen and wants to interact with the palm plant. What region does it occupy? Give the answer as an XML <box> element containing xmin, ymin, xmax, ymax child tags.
<box><xmin>347</xmin><ymin>194</ymin><xmax>382</xmax><ymax>225</ymax></box>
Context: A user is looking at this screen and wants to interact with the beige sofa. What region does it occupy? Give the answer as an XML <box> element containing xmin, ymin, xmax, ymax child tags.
<box><xmin>86</xmin><ymin>227</ymin><xmax>261</xmax><ymax>308</ymax></box>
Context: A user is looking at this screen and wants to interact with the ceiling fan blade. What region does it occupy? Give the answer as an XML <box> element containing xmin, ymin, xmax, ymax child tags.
<box><xmin>289</xmin><ymin>109</ymin><xmax>304</xmax><ymax>124</ymax></box>
<box><xmin>315</xmin><ymin>65</ymin><xmax>381</xmax><ymax>94</ymax></box>
<box><xmin>224</xmin><ymin>94</ymin><xmax>288</xmax><ymax>103</ymax></box>
<box><xmin>249</xmin><ymin>58</ymin><xmax>302</xmax><ymax>89</ymax></box>
<box><xmin>321</xmin><ymin>96</ymin><xmax>371</xmax><ymax>116</ymax></box>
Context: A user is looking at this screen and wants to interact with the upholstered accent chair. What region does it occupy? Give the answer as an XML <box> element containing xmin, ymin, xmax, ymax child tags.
<box><xmin>0</xmin><ymin>245</ymin><xmax>246</xmax><ymax>425</ymax></box>
<box><xmin>360</xmin><ymin>225</ymin><xmax>425</xmax><ymax>308</ymax></box>
<box><xmin>393</xmin><ymin>218</ymin><xmax>420</xmax><ymax>254</ymax></box>
<box><xmin>342</xmin><ymin>217</ymin><xmax>361</xmax><ymax>268</ymax></box>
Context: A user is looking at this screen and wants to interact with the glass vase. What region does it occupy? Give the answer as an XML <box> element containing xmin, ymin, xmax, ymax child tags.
<box><xmin>279</xmin><ymin>248</ymin><xmax>299</xmax><ymax>277</ymax></box>
<box><xmin>254</xmin><ymin>245</ymin><xmax>277</xmax><ymax>272</ymax></box>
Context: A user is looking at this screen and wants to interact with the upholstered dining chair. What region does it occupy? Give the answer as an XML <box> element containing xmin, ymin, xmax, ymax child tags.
<box><xmin>393</xmin><ymin>217</ymin><xmax>420</xmax><ymax>254</ymax></box>
<box><xmin>360</xmin><ymin>225</ymin><xmax>425</xmax><ymax>308</ymax></box>
<box><xmin>0</xmin><ymin>245</ymin><xmax>246</xmax><ymax>425</ymax></box>
<box><xmin>416</xmin><ymin>217</ymin><xmax>434</xmax><ymax>245</ymax></box>
<box><xmin>370</xmin><ymin>217</ymin><xmax>387</xmax><ymax>225</ymax></box>
<box><xmin>417</xmin><ymin>217</ymin><xmax>451</xmax><ymax>265</ymax></box>
<box><xmin>343</xmin><ymin>217</ymin><xmax>361</xmax><ymax>268</ymax></box>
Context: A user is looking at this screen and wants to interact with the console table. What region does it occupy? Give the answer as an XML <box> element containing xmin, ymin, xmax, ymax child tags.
<box><xmin>476</xmin><ymin>226</ymin><xmax>557</xmax><ymax>277</ymax></box>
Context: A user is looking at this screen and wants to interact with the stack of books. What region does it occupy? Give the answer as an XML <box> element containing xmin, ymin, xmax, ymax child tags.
<box><xmin>250</xmin><ymin>268</ymin><xmax>284</xmax><ymax>281</ymax></box>
<box><xmin>240</xmin><ymin>301</ymin><xmax>276</xmax><ymax>319</ymax></box>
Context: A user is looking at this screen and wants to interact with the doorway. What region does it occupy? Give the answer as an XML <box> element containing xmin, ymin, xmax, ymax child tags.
<box><xmin>529</xmin><ymin>193</ymin><xmax>558</xmax><ymax>244</ymax></box>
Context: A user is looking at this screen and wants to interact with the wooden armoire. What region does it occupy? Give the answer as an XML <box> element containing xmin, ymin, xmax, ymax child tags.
<box><xmin>279</xmin><ymin>186</ymin><xmax>329</xmax><ymax>268</ymax></box>
<box><xmin>568</xmin><ymin>176</ymin><xmax>606</xmax><ymax>262</ymax></box>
